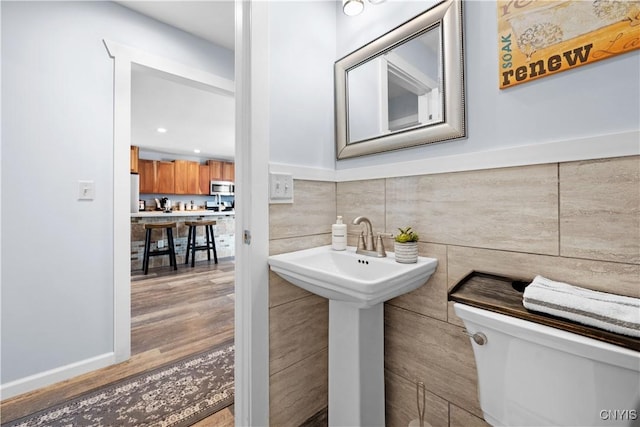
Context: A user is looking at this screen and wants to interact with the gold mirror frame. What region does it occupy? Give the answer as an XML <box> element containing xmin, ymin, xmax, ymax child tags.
<box><xmin>335</xmin><ymin>0</ymin><xmax>465</xmax><ymax>159</ymax></box>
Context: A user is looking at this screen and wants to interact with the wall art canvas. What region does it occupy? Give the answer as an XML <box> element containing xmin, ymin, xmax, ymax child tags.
<box><xmin>498</xmin><ymin>0</ymin><xmax>640</xmax><ymax>89</ymax></box>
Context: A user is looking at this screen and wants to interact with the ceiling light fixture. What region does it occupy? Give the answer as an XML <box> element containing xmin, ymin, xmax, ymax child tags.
<box><xmin>342</xmin><ymin>0</ymin><xmax>364</xmax><ymax>16</ymax></box>
<box><xmin>194</xmin><ymin>149</ymin><xmax>201</xmax><ymax>154</ymax></box>
<box><xmin>156</xmin><ymin>127</ymin><xmax>167</xmax><ymax>133</ymax></box>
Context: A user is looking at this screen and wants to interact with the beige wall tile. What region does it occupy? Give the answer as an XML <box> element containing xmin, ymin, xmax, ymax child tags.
<box><xmin>387</xmin><ymin>243</ymin><xmax>448</xmax><ymax>321</ymax></box>
<box><xmin>269</xmin><ymin>234</ymin><xmax>332</xmax><ymax>256</ymax></box>
<box><xmin>385</xmin><ymin>305</ymin><xmax>482</xmax><ymax>418</ymax></box>
<box><xmin>270</xmin><ymin>349</ymin><xmax>328</xmax><ymax>427</ymax></box>
<box><xmin>446</xmin><ymin>245</ymin><xmax>640</xmax><ymax>323</ymax></box>
<box><xmin>269</xmin><ymin>235</ymin><xmax>331</xmax><ymax>307</ymax></box>
<box><xmin>270</xmin><ymin>180</ymin><xmax>336</xmax><ymax>240</ymax></box>
<box><xmin>386</xmin><ymin>164</ymin><xmax>559</xmax><ymax>255</ymax></box>
<box><xmin>449</xmin><ymin>403</ymin><xmax>490</xmax><ymax>427</ymax></box>
<box><xmin>337</xmin><ymin>179</ymin><xmax>387</xmax><ymax>236</ymax></box>
<box><xmin>267</xmin><ymin>158</ymin><xmax>637</xmax><ymax>427</ymax></box>
<box><xmin>270</xmin><ymin>271</ymin><xmax>312</xmax><ymax>308</ymax></box>
<box><xmin>447</xmin><ymin>245</ymin><xmax>640</xmax><ymax>296</ymax></box>
<box><xmin>270</xmin><ymin>295</ymin><xmax>328</xmax><ymax>375</ymax></box>
<box><xmin>560</xmin><ymin>156</ymin><xmax>640</xmax><ymax>264</ymax></box>
<box><xmin>385</xmin><ymin>369</ymin><xmax>449</xmax><ymax>427</ymax></box>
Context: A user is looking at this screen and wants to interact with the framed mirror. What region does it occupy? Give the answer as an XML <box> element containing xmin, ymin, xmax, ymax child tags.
<box><xmin>335</xmin><ymin>0</ymin><xmax>465</xmax><ymax>159</ymax></box>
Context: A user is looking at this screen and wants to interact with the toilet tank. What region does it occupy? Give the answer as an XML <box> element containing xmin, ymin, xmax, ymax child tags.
<box><xmin>454</xmin><ymin>303</ymin><xmax>640</xmax><ymax>427</ymax></box>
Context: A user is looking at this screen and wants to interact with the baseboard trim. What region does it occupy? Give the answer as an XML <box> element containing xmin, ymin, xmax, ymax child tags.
<box><xmin>1</xmin><ymin>352</ymin><xmax>115</xmax><ymax>400</ymax></box>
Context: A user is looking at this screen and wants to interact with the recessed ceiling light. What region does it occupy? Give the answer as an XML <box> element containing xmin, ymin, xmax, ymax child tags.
<box><xmin>157</xmin><ymin>127</ymin><xmax>167</xmax><ymax>133</ymax></box>
<box><xmin>343</xmin><ymin>0</ymin><xmax>364</xmax><ymax>16</ymax></box>
<box><xmin>194</xmin><ymin>149</ymin><xmax>201</xmax><ymax>154</ymax></box>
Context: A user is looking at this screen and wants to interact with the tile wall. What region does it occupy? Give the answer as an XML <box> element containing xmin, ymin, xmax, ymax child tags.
<box><xmin>268</xmin><ymin>155</ymin><xmax>639</xmax><ymax>426</ymax></box>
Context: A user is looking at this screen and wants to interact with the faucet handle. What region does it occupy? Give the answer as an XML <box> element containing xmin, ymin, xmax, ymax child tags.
<box><xmin>357</xmin><ymin>232</ymin><xmax>366</xmax><ymax>251</ymax></box>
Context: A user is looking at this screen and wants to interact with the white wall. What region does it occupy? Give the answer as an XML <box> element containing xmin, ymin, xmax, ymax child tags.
<box><xmin>268</xmin><ymin>1</ymin><xmax>336</xmax><ymax>170</ymax></box>
<box><xmin>334</xmin><ymin>0</ymin><xmax>640</xmax><ymax>170</ymax></box>
<box><xmin>266</xmin><ymin>0</ymin><xmax>638</xmax><ymax>173</ymax></box>
<box><xmin>1</xmin><ymin>1</ymin><xmax>233</xmax><ymax>386</ymax></box>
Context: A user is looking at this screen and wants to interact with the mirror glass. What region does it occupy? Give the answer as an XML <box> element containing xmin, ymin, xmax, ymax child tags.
<box><xmin>335</xmin><ymin>0</ymin><xmax>465</xmax><ymax>159</ymax></box>
<box><xmin>347</xmin><ymin>25</ymin><xmax>442</xmax><ymax>143</ymax></box>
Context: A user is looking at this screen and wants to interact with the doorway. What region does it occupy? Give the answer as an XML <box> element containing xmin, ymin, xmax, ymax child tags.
<box><xmin>129</xmin><ymin>63</ymin><xmax>236</xmax><ymax>368</ymax></box>
<box><xmin>105</xmin><ymin>39</ymin><xmax>235</xmax><ymax>361</ymax></box>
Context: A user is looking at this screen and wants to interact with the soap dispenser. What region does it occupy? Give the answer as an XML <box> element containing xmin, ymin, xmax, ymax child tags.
<box><xmin>332</xmin><ymin>216</ymin><xmax>347</xmax><ymax>251</ymax></box>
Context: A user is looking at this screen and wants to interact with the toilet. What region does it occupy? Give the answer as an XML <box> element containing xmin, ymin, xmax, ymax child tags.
<box><xmin>454</xmin><ymin>303</ymin><xmax>640</xmax><ymax>427</ymax></box>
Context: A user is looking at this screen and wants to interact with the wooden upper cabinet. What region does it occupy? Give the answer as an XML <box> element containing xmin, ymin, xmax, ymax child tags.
<box><xmin>156</xmin><ymin>161</ymin><xmax>175</xmax><ymax>194</ymax></box>
<box><xmin>174</xmin><ymin>160</ymin><xmax>201</xmax><ymax>195</ymax></box>
<box><xmin>139</xmin><ymin>159</ymin><xmax>156</xmax><ymax>194</ymax></box>
<box><xmin>222</xmin><ymin>162</ymin><xmax>235</xmax><ymax>182</ymax></box>
<box><xmin>187</xmin><ymin>162</ymin><xmax>200</xmax><ymax>195</ymax></box>
<box><xmin>174</xmin><ymin>160</ymin><xmax>189</xmax><ymax>194</ymax></box>
<box><xmin>199</xmin><ymin>164</ymin><xmax>210</xmax><ymax>195</ymax></box>
<box><xmin>130</xmin><ymin>146</ymin><xmax>139</xmax><ymax>173</ymax></box>
<box><xmin>208</xmin><ymin>160</ymin><xmax>223</xmax><ymax>181</ymax></box>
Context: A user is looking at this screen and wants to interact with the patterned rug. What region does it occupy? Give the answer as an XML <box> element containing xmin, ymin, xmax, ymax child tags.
<box><xmin>3</xmin><ymin>342</ymin><xmax>234</xmax><ymax>427</ymax></box>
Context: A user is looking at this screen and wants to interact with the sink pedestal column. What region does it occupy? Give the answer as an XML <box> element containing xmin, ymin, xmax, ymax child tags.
<box><xmin>329</xmin><ymin>300</ymin><xmax>385</xmax><ymax>427</ymax></box>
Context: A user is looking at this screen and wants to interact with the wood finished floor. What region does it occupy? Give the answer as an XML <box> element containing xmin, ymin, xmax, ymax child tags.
<box><xmin>1</xmin><ymin>260</ymin><xmax>235</xmax><ymax>425</ymax></box>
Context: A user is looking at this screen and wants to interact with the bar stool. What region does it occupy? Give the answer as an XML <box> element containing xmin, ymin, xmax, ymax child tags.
<box><xmin>185</xmin><ymin>220</ymin><xmax>218</xmax><ymax>267</ymax></box>
<box><xmin>142</xmin><ymin>222</ymin><xmax>177</xmax><ymax>275</ymax></box>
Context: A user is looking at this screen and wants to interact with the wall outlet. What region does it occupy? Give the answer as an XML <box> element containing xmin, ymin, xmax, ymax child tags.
<box><xmin>157</xmin><ymin>240</ymin><xmax>164</xmax><ymax>249</ymax></box>
<box><xmin>269</xmin><ymin>172</ymin><xmax>294</xmax><ymax>204</ymax></box>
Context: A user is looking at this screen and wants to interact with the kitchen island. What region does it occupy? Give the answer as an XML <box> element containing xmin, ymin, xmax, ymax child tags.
<box><xmin>131</xmin><ymin>210</ymin><xmax>235</xmax><ymax>271</ymax></box>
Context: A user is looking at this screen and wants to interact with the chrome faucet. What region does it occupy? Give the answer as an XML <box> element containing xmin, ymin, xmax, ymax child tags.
<box><xmin>352</xmin><ymin>216</ymin><xmax>387</xmax><ymax>257</ymax></box>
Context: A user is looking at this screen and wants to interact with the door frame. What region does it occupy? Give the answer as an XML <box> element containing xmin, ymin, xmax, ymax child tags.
<box><xmin>233</xmin><ymin>1</ymin><xmax>270</xmax><ymax>424</ymax></box>
<box><xmin>105</xmin><ymin>3</ymin><xmax>271</xmax><ymax>420</ymax></box>
<box><xmin>104</xmin><ymin>39</ymin><xmax>235</xmax><ymax>363</ymax></box>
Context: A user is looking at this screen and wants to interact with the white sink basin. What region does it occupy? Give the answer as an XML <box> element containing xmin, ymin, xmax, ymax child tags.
<box><xmin>269</xmin><ymin>244</ymin><xmax>438</xmax><ymax>425</ymax></box>
<box><xmin>268</xmin><ymin>245</ymin><xmax>438</xmax><ymax>308</ymax></box>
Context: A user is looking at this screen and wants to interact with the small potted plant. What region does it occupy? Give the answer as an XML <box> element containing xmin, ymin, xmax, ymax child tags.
<box><xmin>394</xmin><ymin>227</ymin><xmax>419</xmax><ymax>263</ymax></box>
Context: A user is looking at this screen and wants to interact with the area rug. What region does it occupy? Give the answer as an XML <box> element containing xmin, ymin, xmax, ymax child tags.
<box><xmin>3</xmin><ymin>341</ymin><xmax>234</xmax><ymax>427</ymax></box>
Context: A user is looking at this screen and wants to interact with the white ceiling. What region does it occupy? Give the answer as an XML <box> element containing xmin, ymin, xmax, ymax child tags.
<box><xmin>131</xmin><ymin>65</ymin><xmax>235</xmax><ymax>159</ymax></box>
<box><xmin>116</xmin><ymin>1</ymin><xmax>235</xmax><ymax>50</ymax></box>
<box><xmin>115</xmin><ymin>1</ymin><xmax>236</xmax><ymax>160</ymax></box>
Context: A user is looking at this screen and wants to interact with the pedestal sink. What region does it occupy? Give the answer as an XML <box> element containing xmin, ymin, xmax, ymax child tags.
<box><xmin>268</xmin><ymin>245</ymin><xmax>438</xmax><ymax>426</ymax></box>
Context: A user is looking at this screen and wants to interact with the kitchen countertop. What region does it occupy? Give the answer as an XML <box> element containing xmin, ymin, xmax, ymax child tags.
<box><xmin>131</xmin><ymin>210</ymin><xmax>235</xmax><ymax>218</ymax></box>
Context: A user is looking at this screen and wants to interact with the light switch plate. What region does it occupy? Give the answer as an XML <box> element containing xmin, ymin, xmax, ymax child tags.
<box><xmin>78</xmin><ymin>180</ymin><xmax>95</xmax><ymax>200</ymax></box>
<box><xmin>269</xmin><ymin>172</ymin><xmax>294</xmax><ymax>204</ymax></box>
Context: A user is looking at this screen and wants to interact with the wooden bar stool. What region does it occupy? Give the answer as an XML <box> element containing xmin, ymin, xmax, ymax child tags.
<box><xmin>142</xmin><ymin>222</ymin><xmax>177</xmax><ymax>275</ymax></box>
<box><xmin>185</xmin><ymin>220</ymin><xmax>218</xmax><ymax>267</ymax></box>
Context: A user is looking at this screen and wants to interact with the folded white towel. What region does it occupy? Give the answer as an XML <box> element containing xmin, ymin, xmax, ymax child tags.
<box><xmin>523</xmin><ymin>275</ymin><xmax>640</xmax><ymax>338</ymax></box>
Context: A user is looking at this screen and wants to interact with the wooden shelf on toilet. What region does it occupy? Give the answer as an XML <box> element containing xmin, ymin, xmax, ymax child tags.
<box><xmin>448</xmin><ymin>271</ymin><xmax>639</xmax><ymax>352</ymax></box>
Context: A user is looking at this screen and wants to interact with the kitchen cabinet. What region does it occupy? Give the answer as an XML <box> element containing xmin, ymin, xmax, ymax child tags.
<box><xmin>174</xmin><ymin>160</ymin><xmax>200</xmax><ymax>195</ymax></box>
<box><xmin>222</xmin><ymin>162</ymin><xmax>235</xmax><ymax>182</ymax></box>
<box><xmin>187</xmin><ymin>161</ymin><xmax>200</xmax><ymax>194</ymax></box>
<box><xmin>208</xmin><ymin>160</ymin><xmax>234</xmax><ymax>182</ymax></box>
<box><xmin>130</xmin><ymin>146</ymin><xmax>139</xmax><ymax>173</ymax></box>
<box><xmin>156</xmin><ymin>161</ymin><xmax>175</xmax><ymax>194</ymax></box>
<box><xmin>139</xmin><ymin>159</ymin><xmax>221</xmax><ymax>195</ymax></box>
<box><xmin>199</xmin><ymin>164</ymin><xmax>210</xmax><ymax>195</ymax></box>
<box><xmin>208</xmin><ymin>160</ymin><xmax>223</xmax><ymax>181</ymax></box>
<box><xmin>139</xmin><ymin>159</ymin><xmax>156</xmax><ymax>193</ymax></box>
<box><xmin>174</xmin><ymin>160</ymin><xmax>188</xmax><ymax>194</ymax></box>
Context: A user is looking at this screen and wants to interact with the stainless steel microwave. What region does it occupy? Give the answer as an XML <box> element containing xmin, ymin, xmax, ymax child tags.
<box><xmin>210</xmin><ymin>181</ymin><xmax>234</xmax><ymax>195</ymax></box>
